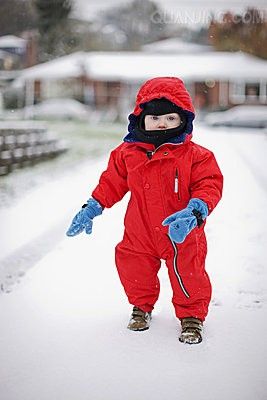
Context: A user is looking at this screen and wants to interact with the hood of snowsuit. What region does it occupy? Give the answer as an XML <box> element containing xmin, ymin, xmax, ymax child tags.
<box><xmin>124</xmin><ymin>77</ymin><xmax>195</xmax><ymax>144</ymax></box>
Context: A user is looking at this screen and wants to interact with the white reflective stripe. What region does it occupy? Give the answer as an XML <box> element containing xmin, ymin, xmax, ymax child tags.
<box><xmin>174</xmin><ymin>177</ymin><xmax>178</xmax><ymax>193</ymax></box>
<box><xmin>169</xmin><ymin>236</ymin><xmax>190</xmax><ymax>299</ymax></box>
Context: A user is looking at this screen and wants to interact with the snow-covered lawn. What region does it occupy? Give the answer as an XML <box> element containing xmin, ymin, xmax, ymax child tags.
<box><xmin>0</xmin><ymin>125</ymin><xmax>266</xmax><ymax>400</ymax></box>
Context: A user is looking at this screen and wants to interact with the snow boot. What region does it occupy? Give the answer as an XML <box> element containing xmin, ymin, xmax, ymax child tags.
<box><xmin>127</xmin><ymin>306</ymin><xmax>152</xmax><ymax>331</ymax></box>
<box><xmin>179</xmin><ymin>317</ymin><xmax>203</xmax><ymax>344</ymax></box>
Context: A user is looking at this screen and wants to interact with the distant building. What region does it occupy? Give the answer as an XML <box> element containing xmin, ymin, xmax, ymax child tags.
<box><xmin>0</xmin><ymin>35</ymin><xmax>27</xmax><ymax>70</ymax></box>
<box><xmin>0</xmin><ymin>34</ymin><xmax>38</xmax><ymax>92</ymax></box>
<box><xmin>9</xmin><ymin>50</ymin><xmax>267</xmax><ymax>118</ymax></box>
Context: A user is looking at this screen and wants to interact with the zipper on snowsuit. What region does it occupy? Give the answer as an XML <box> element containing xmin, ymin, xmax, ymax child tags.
<box><xmin>145</xmin><ymin>145</ymin><xmax>188</xmax><ymax>298</ymax></box>
<box><xmin>167</xmin><ymin>235</ymin><xmax>190</xmax><ymax>299</ymax></box>
<box><xmin>145</xmin><ymin>142</ymin><xmax>182</xmax><ymax>160</ymax></box>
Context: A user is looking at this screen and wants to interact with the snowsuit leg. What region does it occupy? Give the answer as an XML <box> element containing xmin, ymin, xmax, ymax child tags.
<box><xmin>164</xmin><ymin>234</ymin><xmax>212</xmax><ymax>321</ymax></box>
<box><xmin>115</xmin><ymin>242</ymin><xmax>161</xmax><ymax>313</ymax></box>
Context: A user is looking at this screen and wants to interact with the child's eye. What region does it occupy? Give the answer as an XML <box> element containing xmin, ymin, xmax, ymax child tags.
<box><xmin>152</xmin><ymin>116</ymin><xmax>159</xmax><ymax>120</ymax></box>
<box><xmin>168</xmin><ymin>116</ymin><xmax>177</xmax><ymax>121</ymax></box>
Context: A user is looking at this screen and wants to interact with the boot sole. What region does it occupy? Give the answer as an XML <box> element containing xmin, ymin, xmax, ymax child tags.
<box><xmin>179</xmin><ymin>336</ymin><xmax>202</xmax><ymax>344</ymax></box>
<box><xmin>127</xmin><ymin>326</ymin><xmax>150</xmax><ymax>332</ymax></box>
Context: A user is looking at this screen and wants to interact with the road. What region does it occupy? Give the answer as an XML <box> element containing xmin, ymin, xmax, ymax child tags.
<box><xmin>0</xmin><ymin>125</ymin><xmax>266</xmax><ymax>400</ymax></box>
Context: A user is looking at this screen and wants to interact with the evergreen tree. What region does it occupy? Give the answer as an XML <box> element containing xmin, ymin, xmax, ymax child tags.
<box><xmin>0</xmin><ymin>0</ymin><xmax>37</xmax><ymax>36</ymax></box>
<box><xmin>35</xmin><ymin>0</ymin><xmax>72</xmax><ymax>34</ymax></box>
<box><xmin>35</xmin><ymin>0</ymin><xmax>73</xmax><ymax>60</ymax></box>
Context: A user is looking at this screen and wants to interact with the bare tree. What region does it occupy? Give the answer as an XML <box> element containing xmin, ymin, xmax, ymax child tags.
<box><xmin>208</xmin><ymin>8</ymin><xmax>267</xmax><ymax>59</ymax></box>
<box><xmin>97</xmin><ymin>0</ymin><xmax>167</xmax><ymax>50</ymax></box>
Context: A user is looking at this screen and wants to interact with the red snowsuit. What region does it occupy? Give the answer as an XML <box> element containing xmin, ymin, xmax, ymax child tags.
<box><xmin>92</xmin><ymin>77</ymin><xmax>223</xmax><ymax>321</ymax></box>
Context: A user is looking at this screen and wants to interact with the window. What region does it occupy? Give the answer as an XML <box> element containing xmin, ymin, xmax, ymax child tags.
<box><xmin>229</xmin><ymin>81</ymin><xmax>267</xmax><ymax>104</ymax></box>
<box><xmin>245</xmin><ymin>83</ymin><xmax>260</xmax><ymax>98</ymax></box>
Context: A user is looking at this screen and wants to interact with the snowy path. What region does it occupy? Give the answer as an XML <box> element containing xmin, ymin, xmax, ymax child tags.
<box><xmin>0</xmin><ymin>126</ymin><xmax>266</xmax><ymax>400</ymax></box>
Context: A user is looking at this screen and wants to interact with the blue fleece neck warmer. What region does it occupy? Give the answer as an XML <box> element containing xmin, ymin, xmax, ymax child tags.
<box><xmin>124</xmin><ymin>110</ymin><xmax>195</xmax><ymax>145</ymax></box>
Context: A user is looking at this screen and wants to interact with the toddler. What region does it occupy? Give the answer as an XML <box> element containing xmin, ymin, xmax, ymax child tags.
<box><xmin>67</xmin><ymin>77</ymin><xmax>223</xmax><ymax>344</ymax></box>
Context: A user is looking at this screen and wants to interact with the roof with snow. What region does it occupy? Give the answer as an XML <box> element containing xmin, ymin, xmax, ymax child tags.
<box><xmin>142</xmin><ymin>38</ymin><xmax>213</xmax><ymax>53</ymax></box>
<box><xmin>12</xmin><ymin>51</ymin><xmax>267</xmax><ymax>87</ymax></box>
<box><xmin>0</xmin><ymin>35</ymin><xmax>27</xmax><ymax>49</ymax></box>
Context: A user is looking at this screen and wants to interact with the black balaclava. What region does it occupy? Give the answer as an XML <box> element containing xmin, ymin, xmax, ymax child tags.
<box><xmin>134</xmin><ymin>98</ymin><xmax>187</xmax><ymax>148</ymax></box>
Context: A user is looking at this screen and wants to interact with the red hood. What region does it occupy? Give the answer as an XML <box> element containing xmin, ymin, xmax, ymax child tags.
<box><xmin>132</xmin><ymin>77</ymin><xmax>195</xmax><ymax>116</ymax></box>
<box><xmin>125</xmin><ymin>77</ymin><xmax>195</xmax><ymax>144</ymax></box>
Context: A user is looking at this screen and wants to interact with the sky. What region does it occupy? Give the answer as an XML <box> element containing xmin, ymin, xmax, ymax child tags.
<box><xmin>72</xmin><ymin>0</ymin><xmax>267</xmax><ymax>25</ymax></box>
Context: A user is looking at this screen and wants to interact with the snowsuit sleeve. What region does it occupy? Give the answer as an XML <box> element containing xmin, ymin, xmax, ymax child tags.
<box><xmin>92</xmin><ymin>144</ymin><xmax>129</xmax><ymax>208</ymax></box>
<box><xmin>190</xmin><ymin>148</ymin><xmax>223</xmax><ymax>214</ymax></box>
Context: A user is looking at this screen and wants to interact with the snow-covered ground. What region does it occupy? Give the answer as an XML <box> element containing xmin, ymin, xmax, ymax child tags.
<box><xmin>0</xmin><ymin>124</ymin><xmax>266</xmax><ymax>400</ymax></box>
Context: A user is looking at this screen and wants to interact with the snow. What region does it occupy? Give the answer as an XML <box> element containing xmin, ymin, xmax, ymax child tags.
<box><xmin>11</xmin><ymin>52</ymin><xmax>86</xmax><ymax>86</ymax></box>
<box><xmin>20</xmin><ymin>99</ymin><xmax>90</xmax><ymax>120</ymax></box>
<box><xmin>0</xmin><ymin>124</ymin><xmax>267</xmax><ymax>400</ymax></box>
<box><xmin>142</xmin><ymin>38</ymin><xmax>213</xmax><ymax>53</ymax></box>
<box><xmin>205</xmin><ymin>105</ymin><xmax>267</xmax><ymax>128</ymax></box>
<box><xmin>12</xmin><ymin>51</ymin><xmax>267</xmax><ymax>87</ymax></box>
<box><xmin>0</xmin><ymin>120</ymin><xmax>48</xmax><ymax>130</ymax></box>
<box><xmin>0</xmin><ymin>35</ymin><xmax>27</xmax><ymax>49</ymax></box>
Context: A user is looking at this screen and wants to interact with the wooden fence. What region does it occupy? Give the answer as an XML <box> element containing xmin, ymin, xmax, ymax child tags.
<box><xmin>0</xmin><ymin>121</ymin><xmax>68</xmax><ymax>176</ymax></box>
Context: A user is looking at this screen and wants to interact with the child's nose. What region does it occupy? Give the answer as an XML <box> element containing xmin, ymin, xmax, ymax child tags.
<box><xmin>158</xmin><ymin>120</ymin><xmax>167</xmax><ymax>128</ymax></box>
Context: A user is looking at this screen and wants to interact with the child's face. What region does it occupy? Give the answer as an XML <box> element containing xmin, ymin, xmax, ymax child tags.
<box><xmin>144</xmin><ymin>113</ymin><xmax>181</xmax><ymax>131</ymax></box>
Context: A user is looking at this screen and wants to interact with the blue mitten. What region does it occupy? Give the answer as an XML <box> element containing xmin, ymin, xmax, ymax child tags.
<box><xmin>66</xmin><ymin>198</ymin><xmax>103</xmax><ymax>237</ymax></box>
<box><xmin>162</xmin><ymin>198</ymin><xmax>208</xmax><ymax>243</ymax></box>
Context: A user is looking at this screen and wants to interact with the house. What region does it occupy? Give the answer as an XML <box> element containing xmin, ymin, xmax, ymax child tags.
<box><xmin>9</xmin><ymin>50</ymin><xmax>267</xmax><ymax>119</ymax></box>
<box><xmin>0</xmin><ymin>34</ymin><xmax>37</xmax><ymax>96</ymax></box>
<box><xmin>0</xmin><ymin>35</ymin><xmax>28</xmax><ymax>70</ymax></box>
